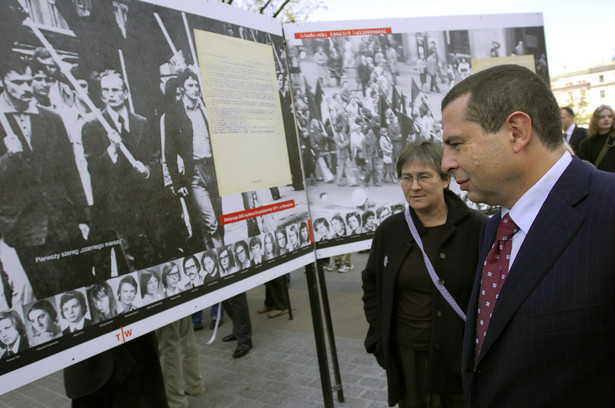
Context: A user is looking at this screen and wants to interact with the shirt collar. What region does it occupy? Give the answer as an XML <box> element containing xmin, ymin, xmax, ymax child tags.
<box><xmin>0</xmin><ymin>92</ymin><xmax>39</xmax><ymax>114</ymax></box>
<box><xmin>503</xmin><ymin>151</ymin><xmax>572</xmax><ymax>234</ymax></box>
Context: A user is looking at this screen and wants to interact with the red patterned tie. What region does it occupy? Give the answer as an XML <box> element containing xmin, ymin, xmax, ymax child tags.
<box><xmin>475</xmin><ymin>213</ymin><xmax>519</xmax><ymax>364</ymax></box>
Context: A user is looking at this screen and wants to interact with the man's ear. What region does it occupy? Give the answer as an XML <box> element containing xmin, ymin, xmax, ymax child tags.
<box><xmin>507</xmin><ymin>111</ymin><xmax>532</xmax><ymax>153</ymax></box>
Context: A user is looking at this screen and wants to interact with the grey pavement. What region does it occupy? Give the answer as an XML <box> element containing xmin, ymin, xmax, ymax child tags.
<box><xmin>0</xmin><ymin>251</ymin><xmax>393</xmax><ymax>407</ymax></box>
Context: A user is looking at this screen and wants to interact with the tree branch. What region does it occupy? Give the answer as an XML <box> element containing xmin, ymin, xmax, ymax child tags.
<box><xmin>259</xmin><ymin>0</ymin><xmax>273</xmax><ymax>14</ymax></box>
<box><xmin>272</xmin><ymin>0</ymin><xmax>291</xmax><ymax>17</ymax></box>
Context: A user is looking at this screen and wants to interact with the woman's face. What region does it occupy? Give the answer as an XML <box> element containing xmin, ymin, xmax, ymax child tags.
<box><xmin>331</xmin><ymin>218</ymin><xmax>343</xmax><ymax>234</ymax></box>
<box><xmin>220</xmin><ymin>250</ymin><xmax>230</xmax><ymax>269</ymax></box>
<box><xmin>0</xmin><ymin>318</ymin><xmax>19</xmax><ymax>347</ymax></box>
<box><xmin>265</xmin><ymin>235</ymin><xmax>274</xmax><ymax>253</ymax></box>
<box><xmin>203</xmin><ymin>256</ymin><xmax>215</xmax><ymax>273</ymax></box>
<box><xmin>147</xmin><ymin>276</ymin><xmax>158</xmax><ymax>295</ymax></box>
<box><xmin>288</xmin><ymin>229</ymin><xmax>298</xmax><ymax>246</ymax></box>
<box><xmin>119</xmin><ymin>283</ymin><xmax>136</xmax><ymax>305</ymax></box>
<box><xmin>94</xmin><ymin>294</ymin><xmax>110</xmax><ymax>314</ymax></box>
<box><xmin>400</xmin><ymin>162</ymin><xmax>448</xmax><ymax>214</ymax></box>
<box><xmin>276</xmin><ymin>232</ymin><xmax>287</xmax><ymax>248</ymax></box>
<box><xmin>597</xmin><ymin>108</ymin><xmax>614</xmax><ymax>133</ymax></box>
<box><xmin>348</xmin><ymin>215</ymin><xmax>360</xmax><ymax>231</ymax></box>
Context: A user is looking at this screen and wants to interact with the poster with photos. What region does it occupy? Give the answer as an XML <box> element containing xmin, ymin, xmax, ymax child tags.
<box><xmin>283</xmin><ymin>13</ymin><xmax>548</xmax><ymax>258</ymax></box>
<box><xmin>0</xmin><ymin>0</ymin><xmax>313</xmax><ymax>393</ymax></box>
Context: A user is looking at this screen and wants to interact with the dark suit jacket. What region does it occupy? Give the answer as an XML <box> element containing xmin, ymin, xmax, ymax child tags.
<box><xmin>462</xmin><ymin>157</ymin><xmax>615</xmax><ymax>407</ymax></box>
<box><xmin>0</xmin><ymin>106</ymin><xmax>87</xmax><ymax>248</ymax></box>
<box><xmin>363</xmin><ymin>190</ymin><xmax>486</xmax><ymax>406</ymax></box>
<box><xmin>568</xmin><ymin>124</ymin><xmax>587</xmax><ymax>153</ymax></box>
<box><xmin>82</xmin><ymin>109</ymin><xmax>160</xmax><ymax>230</ymax></box>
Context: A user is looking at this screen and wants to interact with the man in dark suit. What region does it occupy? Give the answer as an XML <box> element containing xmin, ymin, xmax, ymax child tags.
<box><xmin>59</xmin><ymin>290</ymin><xmax>91</xmax><ymax>335</ymax></box>
<box><xmin>82</xmin><ymin>70</ymin><xmax>161</xmax><ymax>271</ymax></box>
<box><xmin>441</xmin><ymin>64</ymin><xmax>615</xmax><ymax>407</ymax></box>
<box><xmin>561</xmin><ymin>106</ymin><xmax>587</xmax><ymax>153</ymax></box>
<box><xmin>0</xmin><ymin>55</ymin><xmax>90</xmax><ymax>299</ymax></box>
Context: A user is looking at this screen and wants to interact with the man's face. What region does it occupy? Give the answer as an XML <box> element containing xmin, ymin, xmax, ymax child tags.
<box><xmin>561</xmin><ymin>109</ymin><xmax>574</xmax><ymax>130</ymax></box>
<box><xmin>331</xmin><ymin>219</ymin><xmax>343</xmax><ymax>234</ymax></box>
<box><xmin>29</xmin><ymin>309</ymin><xmax>53</xmax><ymax>333</ymax></box>
<box><xmin>184</xmin><ymin>258</ymin><xmax>198</xmax><ymax>280</ymax></box>
<box><xmin>182</xmin><ymin>78</ymin><xmax>200</xmax><ymax>102</ymax></box>
<box><xmin>236</xmin><ymin>246</ymin><xmax>247</xmax><ymax>263</ymax></box>
<box><xmin>37</xmin><ymin>56</ymin><xmax>58</xmax><ymax>77</ymax></box>
<box><xmin>100</xmin><ymin>74</ymin><xmax>127</xmax><ymax>110</ymax></box>
<box><xmin>119</xmin><ymin>283</ymin><xmax>136</xmax><ymax>305</ymax></box>
<box><xmin>32</xmin><ymin>70</ymin><xmax>50</xmax><ymax>98</ymax></box>
<box><xmin>348</xmin><ymin>216</ymin><xmax>360</xmax><ymax>231</ymax></box>
<box><xmin>0</xmin><ymin>318</ymin><xmax>19</xmax><ymax>347</ymax></box>
<box><xmin>442</xmin><ymin>93</ymin><xmax>514</xmax><ymax>207</ymax></box>
<box><xmin>3</xmin><ymin>68</ymin><xmax>33</xmax><ymax>106</ymax></box>
<box><xmin>250</xmin><ymin>243</ymin><xmax>261</xmax><ymax>257</ymax></box>
<box><xmin>62</xmin><ymin>298</ymin><xmax>85</xmax><ymax>323</ymax></box>
<box><xmin>316</xmin><ymin>222</ymin><xmax>327</xmax><ymax>236</ymax></box>
<box><xmin>220</xmin><ymin>250</ymin><xmax>230</xmax><ymax>269</ymax></box>
<box><xmin>166</xmin><ymin>268</ymin><xmax>180</xmax><ymax>289</ymax></box>
<box><xmin>366</xmin><ymin>215</ymin><xmax>376</xmax><ymax>227</ymax></box>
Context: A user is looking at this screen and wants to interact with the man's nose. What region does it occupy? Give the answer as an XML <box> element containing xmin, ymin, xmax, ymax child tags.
<box><xmin>441</xmin><ymin>147</ymin><xmax>457</xmax><ymax>174</ymax></box>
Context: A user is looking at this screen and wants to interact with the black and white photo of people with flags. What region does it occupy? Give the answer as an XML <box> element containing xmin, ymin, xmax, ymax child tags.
<box><xmin>286</xmin><ymin>22</ymin><xmax>546</xmax><ymax>249</ymax></box>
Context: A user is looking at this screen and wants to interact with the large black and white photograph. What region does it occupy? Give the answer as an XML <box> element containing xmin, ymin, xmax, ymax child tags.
<box><xmin>284</xmin><ymin>14</ymin><xmax>547</xmax><ymax>257</ymax></box>
<box><xmin>0</xmin><ymin>0</ymin><xmax>312</xmax><ymax>391</ymax></box>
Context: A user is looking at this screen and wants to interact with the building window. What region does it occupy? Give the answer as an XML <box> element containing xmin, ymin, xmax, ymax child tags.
<box><xmin>600</xmin><ymin>90</ymin><xmax>606</xmax><ymax>98</ymax></box>
<box><xmin>599</xmin><ymin>75</ymin><xmax>604</xmax><ymax>83</ymax></box>
<box><xmin>24</xmin><ymin>0</ymin><xmax>70</xmax><ymax>29</ymax></box>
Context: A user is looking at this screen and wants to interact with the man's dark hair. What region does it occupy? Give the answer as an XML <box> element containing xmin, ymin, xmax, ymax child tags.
<box><xmin>176</xmin><ymin>67</ymin><xmax>199</xmax><ymax>89</ymax></box>
<box><xmin>59</xmin><ymin>291</ymin><xmax>87</xmax><ymax>319</ymax></box>
<box><xmin>0</xmin><ymin>53</ymin><xmax>30</xmax><ymax>81</ymax></box>
<box><xmin>361</xmin><ymin>210</ymin><xmax>375</xmax><ymax>225</ymax></box>
<box><xmin>182</xmin><ymin>255</ymin><xmax>200</xmax><ymax>272</ymax></box>
<box><xmin>561</xmin><ymin>106</ymin><xmax>574</xmax><ymax>117</ymax></box>
<box><xmin>442</xmin><ymin>64</ymin><xmax>562</xmax><ymax>150</ymax></box>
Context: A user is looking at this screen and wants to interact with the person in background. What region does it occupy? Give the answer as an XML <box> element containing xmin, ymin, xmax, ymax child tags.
<box><xmin>363</xmin><ymin>140</ymin><xmax>486</xmax><ymax>407</ymax></box>
<box><xmin>578</xmin><ymin>104</ymin><xmax>615</xmax><ymax>171</ymax></box>
<box><xmin>560</xmin><ymin>106</ymin><xmax>587</xmax><ymax>153</ymax></box>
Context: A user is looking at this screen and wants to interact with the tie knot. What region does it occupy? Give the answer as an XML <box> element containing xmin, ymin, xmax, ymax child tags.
<box><xmin>496</xmin><ymin>213</ymin><xmax>518</xmax><ymax>241</ymax></box>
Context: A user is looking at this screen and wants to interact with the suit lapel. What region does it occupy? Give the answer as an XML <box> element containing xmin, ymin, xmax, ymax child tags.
<box><xmin>476</xmin><ymin>158</ymin><xmax>589</xmax><ymax>365</ymax></box>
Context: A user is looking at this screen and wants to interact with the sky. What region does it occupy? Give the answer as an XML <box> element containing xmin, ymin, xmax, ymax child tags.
<box><xmin>310</xmin><ymin>0</ymin><xmax>615</xmax><ymax>77</ymax></box>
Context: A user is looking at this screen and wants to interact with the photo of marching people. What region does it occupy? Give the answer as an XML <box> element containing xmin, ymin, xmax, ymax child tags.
<box><xmin>0</xmin><ymin>0</ymin><xmax>310</xmax><ymax>370</ymax></box>
<box><xmin>285</xmin><ymin>23</ymin><xmax>547</xmax><ymax>252</ymax></box>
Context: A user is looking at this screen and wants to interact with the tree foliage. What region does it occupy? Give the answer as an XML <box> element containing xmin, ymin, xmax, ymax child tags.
<box><xmin>221</xmin><ymin>0</ymin><xmax>326</xmax><ymax>23</ymax></box>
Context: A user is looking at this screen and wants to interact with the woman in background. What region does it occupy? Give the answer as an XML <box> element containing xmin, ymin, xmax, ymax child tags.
<box><xmin>578</xmin><ymin>105</ymin><xmax>615</xmax><ymax>172</ymax></box>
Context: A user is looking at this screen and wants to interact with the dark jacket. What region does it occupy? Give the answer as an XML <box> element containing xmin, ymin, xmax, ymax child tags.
<box><xmin>362</xmin><ymin>189</ymin><xmax>486</xmax><ymax>406</ymax></box>
<box><xmin>0</xmin><ymin>106</ymin><xmax>87</xmax><ymax>248</ymax></box>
